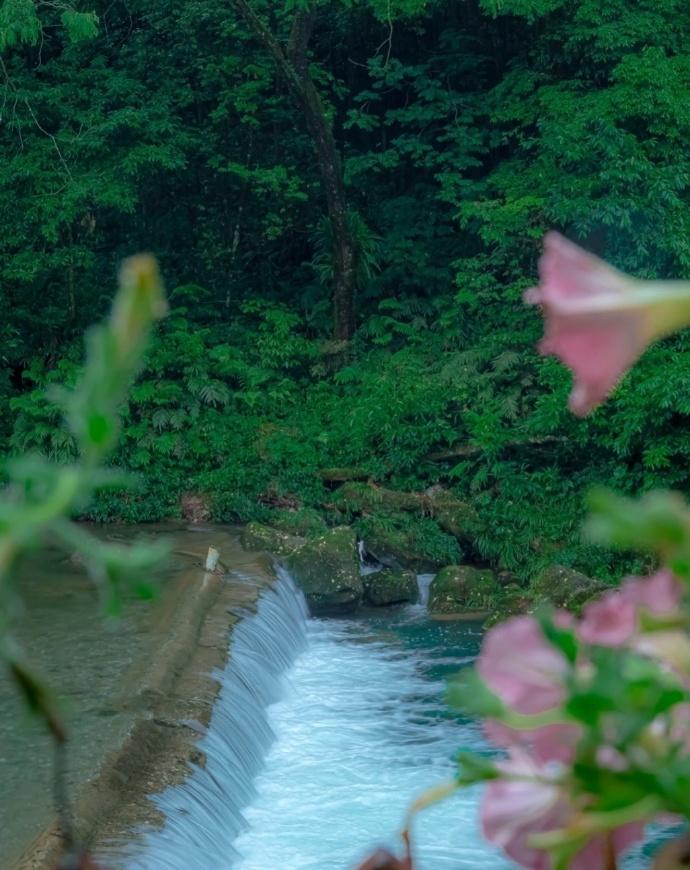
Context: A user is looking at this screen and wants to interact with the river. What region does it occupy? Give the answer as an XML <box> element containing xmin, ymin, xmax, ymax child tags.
<box><xmin>107</xmin><ymin>568</ymin><xmax>674</xmax><ymax>870</ymax></box>
<box><xmin>3</xmin><ymin>536</ymin><xmax>675</xmax><ymax>869</ymax></box>
<box><xmin>108</xmin><ymin>572</ymin><xmax>509</xmax><ymax>868</ymax></box>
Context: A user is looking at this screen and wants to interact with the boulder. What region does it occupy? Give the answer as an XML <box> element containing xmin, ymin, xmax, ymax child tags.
<box><xmin>319</xmin><ymin>467</ymin><xmax>370</xmax><ymax>483</ymax></box>
<box><xmin>241</xmin><ymin>521</ymin><xmax>304</xmax><ymax>556</ymax></box>
<box><xmin>425</xmin><ymin>487</ymin><xmax>480</xmax><ymax>545</ymax></box>
<box><xmin>484</xmin><ymin>584</ymin><xmax>533</xmax><ymax>627</ymax></box>
<box><xmin>267</xmin><ymin>508</ymin><xmax>327</xmax><ymax>538</ymax></box>
<box><xmin>364</xmin><ymin>568</ymin><xmax>418</xmax><ymax>607</ymax></box>
<box><xmin>359</xmin><ymin>515</ymin><xmax>460</xmax><ymax>572</ymax></box>
<box><xmin>286</xmin><ymin>526</ymin><xmax>363</xmax><ymax>615</ymax></box>
<box><xmin>428</xmin><ymin>566</ymin><xmax>500</xmax><ymax>615</ymax></box>
<box><xmin>335</xmin><ymin>483</ymin><xmax>478</xmax><ymax>544</ymax></box>
<box><xmin>180</xmin><ymin>492</ymin><xmax>211</xmax><ymax>524</ymax></box>
<box><xmin>530</xmin><ymin>564</ymin><xmax>606</xmax><ymax>611</ymax></box>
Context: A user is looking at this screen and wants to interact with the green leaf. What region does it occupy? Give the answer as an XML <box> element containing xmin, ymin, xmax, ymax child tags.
<box><xmin>0</xmin><ymin>0</ymin><xmax>40</xmax><ymax>50</ymax></box>
<box><xmin>60</xmin><ymin>9</ymin><xmax>98</xmax><ymax>42</ymax></box>
<box><xmin>456</xmin><ymin>750</ymin><xmax>499</xmax><ymax>786</ymax></box>
<box><xmin>447</xmin><ymin>667</ymin><xmax>506</xmax><ymax>719</ymax></box>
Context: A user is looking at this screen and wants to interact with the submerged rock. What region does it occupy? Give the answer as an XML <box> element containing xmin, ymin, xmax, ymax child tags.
<box><xmin>428</xmin><ymin>565</ymin><xmax>500</xmax><ymax>615</ymax></box>
<box><xmin>530</xmin><ymin>564</ymin><xmax>605</xmax><ymax>611</ymax></box>
<box><xmin>241</xmin><ymin>521</ymin><xmax>304</xmax><ymax>556</ymax></box>
<box><xmin>286</xmin><ymin>526</ymin><xmax>363</xmax><ymax>615</ymax></box>
<box><xmin>363</xmin><ymin>568</ymin><xmax>418</xmax><ymax>607</ymax></box>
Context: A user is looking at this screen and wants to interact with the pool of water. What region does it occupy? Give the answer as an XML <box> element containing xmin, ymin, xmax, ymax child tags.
<box><xmin>108</xmin><ymin>572</ymin><xmax>678</xmax><ymax>870</ymax></box>
<box><xmin>233</xmin><ymin>603</ymin><xmax>510</xmax><ymax>869</ymax></box>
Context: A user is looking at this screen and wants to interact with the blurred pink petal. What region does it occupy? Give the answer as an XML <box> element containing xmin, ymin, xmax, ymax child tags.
<box><xmin>621</xmin><ymin>570</ymin><xmax>682</xmax><ymax>617</ymax></box>
<box><xmin>570</xmin><ymin>824</ymin><xmax>645</xmax><ymax>870</ymax></box>
<box><xmin>482</xmin><ymin>751</ymin><xmax>648</xmax><ymax>869</ymax></box>
<box><xmin>485</xmin><ymin>720</ymin><xmax>581</xmax><ymax>764</ymax></box>
<box><xmin>526</xmin><ymin>232</ymin><xmax>690</xmax><ymax>415</ymax></box>
<box><xmin>481</xmin><ymin>750</ymin><xmax>568</xmax><ymax>869</ymax></box>
<box><xmin>579</xmin><ymin>592</ymin><xmax>637</xmax><ymax>647</ymax></box>
<box><xmin>477</xmin><ymin>616</ymin><xmax>568</xmax><ymax>715</ymax></box>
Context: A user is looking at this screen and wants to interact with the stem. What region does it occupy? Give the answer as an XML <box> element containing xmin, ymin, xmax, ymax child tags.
<box><xmin>529</xmin><ymin>795</ymin><xmax>661</xmax><ymax>851</ymax></box>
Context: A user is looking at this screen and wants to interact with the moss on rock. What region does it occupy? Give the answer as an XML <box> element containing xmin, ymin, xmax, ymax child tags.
<box><xmin>286</xmin><ymin>526</ymin><xmax>363</xmax><ymax>616</ymax></box>
<box><xmin>363</xmin><ymin>568</ymin><xmax>418</xmax><ymax>607</ymax></box>
<box><xmin>266</xmin><ymin>508</ymin><xmax>327</xmax><ymax>538</ymax></box>
<box><xmin>241</xmin><ymin>521</ymin><xmax>304</xmax><ymax>556</ymax></box>
<box><xmin>484</xmin><ymin>585</ymin><xmax>533</xmax><ymax>627</ymax></box>
<box><xmin>428</xmin><ymin>565</ymin><xmax>500</xmax><ymax>615</ymax></box>
<box><xmin>530</xmin><ymin>564</ymin><xmax>606</xmax><ymax>611</ymax></box>
<box><xmin>358</xmin><ymin>513</ymin><xmax>461</xmax><ymax>571</ymax></box>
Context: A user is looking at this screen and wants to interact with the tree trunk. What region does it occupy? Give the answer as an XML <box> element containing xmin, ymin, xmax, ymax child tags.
<box><xmin>231</xmin><ymin>0</ymin><xmax>357</xmax><ymax>340</ymax></box>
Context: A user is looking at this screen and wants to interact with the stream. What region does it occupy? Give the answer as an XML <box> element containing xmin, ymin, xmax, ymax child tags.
<box><xmin>109</xmin><ymin>570</ymin><xmax>509</xmax><ymax>869</ymax></box>
<box><xmin>2</xmin><ymin>533</ymin><xmax>675</xmax><ymax>869</ymax></box>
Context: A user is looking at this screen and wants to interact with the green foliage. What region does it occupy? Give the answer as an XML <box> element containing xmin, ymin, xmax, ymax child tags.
<box><xmin>4</xmin><ymin>0</ymin><xmax>690</xmax><ymax>584</ymax></box>
<box><xmin>60</xmin><ymin>9</ymin><xmax>98</xmax><ymax>42</ymax></box>
<box><xmin>0</xmin><ymin>0</ymin><xmax>40</xmax><ymax>50</ymax></box>
<box><xmin>0</xmin><ymin>254</ymin><xmax>168</xmax><ymax>734</ymax></box>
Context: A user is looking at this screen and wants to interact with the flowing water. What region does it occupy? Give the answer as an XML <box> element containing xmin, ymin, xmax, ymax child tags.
<box><xmin>110</xmin><ymin>568</ymin><xmax>674</xmax><ymax>870</ymax></box>
<box><xmin>0</xmin><ymin>523</ymin><xmax>267</xmax><ymax>868</ymax></box>
<box><xmin>232</xmin><ymin>600</ymin><xmax>510</xmax><ymax>870</ymax></box>
<box><xmin>112</xmin><ymin>573</ymin><xmax>511</xmax><ymax>869</ymax></box>
<box><xmin>7</xmin><ymin>536</ymin><xmax>671</xmax><ymax>869</ymax></box>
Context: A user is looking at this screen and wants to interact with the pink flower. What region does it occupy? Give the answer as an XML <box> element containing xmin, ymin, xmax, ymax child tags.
<box><xmin>570</xmin><ymin>824</ymin><xmax>645</xmax><ymax>870</ymax></box>
<box><xmin>579</xmin><ymin>592</ymin><xmax>637</xmax><ymax>647</ymax></box>
<box><xmin>477</xmin><ymin>616</ymin><xmax>569</xmax><ymax>715</ymax></box>
<box><xmin>485</xmin><ymin>720</ymin><xmax>581</xmax><ymax>764</ymax></box>
<box><xmin>481</xmin><ymin>750</ymin><xmax>569</xmax><ymax>869</ymax></box>
<box><xmin>620</xmin><ymin>570</ymin><xmax>682</xmax><ymax>618</ymax></box>
<box><xmin>481</xmin><ymin>750</ymin><xmax>646</xmax><ymax>870</ymax></box>
<box><xmin>525</xmin><ymin>232</ymin><xmax>690</xmax><ymax>415</ymax></box>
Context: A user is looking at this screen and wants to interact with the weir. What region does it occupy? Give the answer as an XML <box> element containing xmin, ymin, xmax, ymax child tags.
<box><xmin>106</xmin><ymin>562</ymin><xmax>515</xmax><ymax>869</ymax></box>
<box><xmin>107</xmin><ymin>567</ymin><xmax>309</xmax><ymax>869</ymax></box>
<box><xmin>100</xmin><ymin>560</ymin><xmax>663</xmax><ymax>868</ymax></box>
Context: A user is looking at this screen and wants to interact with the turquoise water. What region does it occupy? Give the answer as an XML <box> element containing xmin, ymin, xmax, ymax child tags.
<box><xmin>232</xmin><ymin>602</ymin><xmax>511</xmax><ymax>869</ymax></box>
<box><xmin>113</xmin><ymin>573</ymin><xmax>677</xmax><ymax>869</ymax></box>
<box><xmin>230</xmin><ymin>599</ymin><xmax>676</xmax><ymax>869</ymax></box>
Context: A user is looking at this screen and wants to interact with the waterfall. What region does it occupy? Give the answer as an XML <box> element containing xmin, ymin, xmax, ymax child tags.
<box><xmin>110</xmin><ymin>567</ymin><xmax>308</xmax><ymax>870</ymax></box>
<box><xmin>416</xmin><ymin>573</ymin><xmax>436</xmax><ymax>608</ymax></box>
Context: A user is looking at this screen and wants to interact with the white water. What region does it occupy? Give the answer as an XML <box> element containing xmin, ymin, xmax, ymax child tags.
<box><xmin>232</xmin><ymin>609</ymin><xmax>510</xmax><ymax>869</ymax></box>
<box><xmin>106</xmin><ymin>566</ymin><xmax>668</xmax><ymax>869</ymax></box>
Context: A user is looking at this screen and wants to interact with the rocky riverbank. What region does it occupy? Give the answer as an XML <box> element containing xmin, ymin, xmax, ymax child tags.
<box><xmin>240</xmin><ymin>502</ymin><xmax>610</xmax><ymax>623</ymax></box>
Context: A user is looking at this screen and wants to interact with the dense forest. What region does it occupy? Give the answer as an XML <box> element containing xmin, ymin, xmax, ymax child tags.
<box><xmin>3</xmin><ymin>0</ymin><xmax>690</xmax><ymax>583</ymax></box>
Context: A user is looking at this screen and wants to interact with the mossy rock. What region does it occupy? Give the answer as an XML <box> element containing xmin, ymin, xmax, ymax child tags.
<box><xmin>267</xmin><ymin>508</ymin><xmax>327</xmax><ymax>538</ymax></box>
<box><xmin>428</xmin><ymin>565</ymin><xmax>500</xmax><ymax>615</ymax></box>
<box><xmin>530</xmin><ymin>564</ymin><xmax>606</xmax><ymax>611</ymax></box>
<box><xmin>360</xmin><ymin>516</ymin><xmax>459</xmax><ymax>572</ymax></box>
<box><xmin>363</xmin><ymin>568</ymin><xmax>418</xmax><ymax>607</ymax></box>
<box><xmin>336</xmin><ymin>483</ymin><xmax>477</xmax><ymax>538</ymax></box>
<box><xmin>335</xmin><ymin>483</ymin><xmax>418</xmax><ymax>514</ymax></box>
<box><xmin>241</xmin><ymin>521</ymin><xmax>304</xmax><ymax>556</ymax></box>
<box><xmin>286</xmin><ymin>526</ymin><xmax>363</xmax><ymax>616</ymax></box>
<box><xmin>426</xmin><ymin>488</ymin><xmax>480</xmax><ymax>544</ymax></box>
<box><xmin>484</xmin><ymin>585</ymin><xmax>533</xmax><ymax>627</ymax></box>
